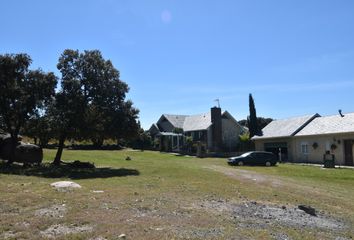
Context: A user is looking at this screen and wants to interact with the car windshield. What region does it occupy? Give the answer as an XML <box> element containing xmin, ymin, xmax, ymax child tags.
<box><xmin>240</xmin><ymin>152</ymin><xmax>252</xmax><ymax>157</ymax></box>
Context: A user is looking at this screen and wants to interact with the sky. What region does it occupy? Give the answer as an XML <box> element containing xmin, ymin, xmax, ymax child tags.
<box><xmin>1</xmin><ymin>0</ymin><xmax>354</xmax><ymax>129</ymax></box>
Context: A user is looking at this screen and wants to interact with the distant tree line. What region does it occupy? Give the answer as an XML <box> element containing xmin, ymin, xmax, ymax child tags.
<box><xmin>0</xmin><ymin>50</ymin><xmax>140</xmax><ymax>165</ymax></box>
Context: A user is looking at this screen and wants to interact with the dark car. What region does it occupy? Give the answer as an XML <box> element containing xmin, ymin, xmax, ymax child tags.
<box><xmin>228</xmin><ymin>151</ymin><xmax>277</xmax><ymax>166</ymax></box>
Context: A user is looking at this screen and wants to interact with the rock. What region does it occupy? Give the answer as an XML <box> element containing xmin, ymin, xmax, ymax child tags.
<box><xmin>298</xmin><ymin>205</ymin><xmax>317</xmax><ymax>216</ymax></box>
<box><xmin>51</xmin><ymin>181</ymin><xmax>82</xmax><ymax>189</ymax></box>
<box><xmin>0</xmin><ymin>137</ymin><xmax>42</xmax><ymax>165</ymax></box>
<box><xmin>118</xmin><ymin>233</ymin><xmax>126</xmax><ymax>238</ymax></box>
<box><xmin>15</xmin><ymin>143</ymin><xmax>43</xmax><ymax>165</ymax></box>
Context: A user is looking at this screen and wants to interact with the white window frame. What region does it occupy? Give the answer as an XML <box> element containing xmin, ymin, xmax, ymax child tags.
<box><xmin>301</xmin><ymin>142</ymin><xmax>309</xmax><ymax>155</ymax></box>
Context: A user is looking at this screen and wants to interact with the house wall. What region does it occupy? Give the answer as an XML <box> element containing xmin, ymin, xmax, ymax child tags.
<box><xmin>221</xmin><ymin>118</ymin><xmax>243</xmax><ymax>149</ymax></box>
<box><xmin>293</xmin><ymin>133</ymin><xmax>354</xmax><ymax>165</ymax></box>
<box><xmin>157</xmin><ymin>119</ymin><xmax>174</xmax><ymax>132</ymax></box>
<box><xmin>185</xmin><ymin>130</ymin><xmax>207</xmax><ymax>142</ymax></box>
<box><xmin>207</xmin><ymin>127</ymin><xmax>213</xmax><ymax>149</ymax></box>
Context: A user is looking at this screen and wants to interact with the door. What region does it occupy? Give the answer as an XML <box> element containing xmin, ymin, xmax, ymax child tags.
<box><xmin>264</xmin><ymin>142</ymin><xmax>288</xmax><ymax>161</ymax></box>
<box><xmin>344</xmin><ymin>140</ymin><xmax>354</xmax><ymax>166</ymax></box>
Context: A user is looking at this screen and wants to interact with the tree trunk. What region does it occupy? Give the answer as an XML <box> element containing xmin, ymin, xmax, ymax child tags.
<box><xmin>53</xmin><ymin>134</ymin><xmax>66</xmax><ymax>165</ymax></box>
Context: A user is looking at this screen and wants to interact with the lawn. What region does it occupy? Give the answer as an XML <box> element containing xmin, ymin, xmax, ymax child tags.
<box><xmin>0</xmin><ymin>149</ymin><xmax>353</xmax><ymax>239</ymax></box>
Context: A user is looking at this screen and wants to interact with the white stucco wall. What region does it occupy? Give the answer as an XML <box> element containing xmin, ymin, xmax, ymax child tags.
<box><xmin>293</xmin><ymin>133</ymin><xmax>354</xmax><ymax>165</ymax></box>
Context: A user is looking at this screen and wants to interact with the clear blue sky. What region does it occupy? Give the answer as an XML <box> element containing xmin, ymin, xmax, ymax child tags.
<box><xmin>1</xmin><ymin>0</ymin><xmax>354</xmax><ymax>129</ymax></box>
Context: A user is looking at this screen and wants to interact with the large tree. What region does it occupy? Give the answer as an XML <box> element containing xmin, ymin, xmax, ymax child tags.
<box><xmin>0</xmin><ymin>53</ymin><xmax>57</xmax><ymax>163</ymax></box>
<box><xmin>248</xmin><ymin>93</ymin><xmax>260</xmax><ymax>138</ymax></box>
<box><xmin>51</xmin><ymin>49</ymin><xmax>139</xmax><ymax>164</ymax></box>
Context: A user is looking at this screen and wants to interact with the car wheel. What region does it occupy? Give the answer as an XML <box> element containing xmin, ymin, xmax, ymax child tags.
<box><xmin>265</xmin><ymin>161</ymin><xmax>271</xmax><ymax>167</ymax></box>
<box><xmin>238</xmin><ymin>161</ymin><xmax>244</xmax><ymax>166</ymax></box>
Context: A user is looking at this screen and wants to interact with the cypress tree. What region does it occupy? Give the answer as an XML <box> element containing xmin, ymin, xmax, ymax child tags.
<box><xmin>248</xmin><ymin>93</ymin><xmax>260</xmax><ymax>138</ymax></box>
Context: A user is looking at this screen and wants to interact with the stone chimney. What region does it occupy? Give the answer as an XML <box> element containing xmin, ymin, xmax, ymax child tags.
<box><xmin>211</xmin><ymin>107</ymin><xmax>222</xmax><ymax>151</ymax></box>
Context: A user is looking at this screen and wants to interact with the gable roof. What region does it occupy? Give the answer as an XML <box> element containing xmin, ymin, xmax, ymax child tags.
<box><xmin>154</xmin><ymin>110</ymin><xmax>243</xmax><ymax>132</ymax></box>
<box><xmin>183</xmin><ymin>113</ymin><xmax>212</xmax><ymax>132</ymax></box>
<box><xmin>149</xmin><ymin>123</ymin><xmax>160</xmax><ymax>135</ymax></box>
<box><xmin>161</xmin><ymin>114</ymin><xmax>188</xmax><ymax>129</ymax></box>
<box><xmin>296</xmin><ymin>112</ymin><xmax>354</xmax><ymax>136</ymax></box>
<box><xmin>252</xmin><ymin>113</ymin><xmax>320</xmax><ymax>140</ymax></box>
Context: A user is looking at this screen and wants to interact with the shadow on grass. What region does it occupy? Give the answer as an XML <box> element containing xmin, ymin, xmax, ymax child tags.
<box><xmin>0</xmin><ymin>162</ymin><xmax>140</xmax><ymax>179</ymax></box>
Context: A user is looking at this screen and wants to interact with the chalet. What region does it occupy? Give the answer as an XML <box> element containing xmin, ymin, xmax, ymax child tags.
<box><xmin>149</xmin><ymin>107</ymin><xmax>246</xmax><ymax>153</ymax></box>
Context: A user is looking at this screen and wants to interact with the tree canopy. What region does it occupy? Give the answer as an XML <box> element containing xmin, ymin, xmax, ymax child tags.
<box><xmin>51</xmin><ymin>49</ymin><xmax>139</xmax><ymax>164</ymax></box>
<box><xmin>0</xmin><ymin>53</ymin><xmax>57</xmax><ymax>163</ymax></box>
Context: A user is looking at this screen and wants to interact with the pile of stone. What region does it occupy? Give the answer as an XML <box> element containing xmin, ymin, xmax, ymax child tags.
<box><xmin>0</xmin><ymin>133</ymin><xmax>42</xmax><ymax>165</ymax></box>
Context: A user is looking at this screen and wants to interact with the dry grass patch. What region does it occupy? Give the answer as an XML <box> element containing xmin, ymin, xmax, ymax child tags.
<box><xmin>0</xmin><ymin>149</ymin><xmax>353</xmax><ymax>239</ymax></box>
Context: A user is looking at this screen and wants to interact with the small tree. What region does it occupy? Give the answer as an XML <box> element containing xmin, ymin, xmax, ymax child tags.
<box><xmin>238</xmin><ymin>132</ymin><xmax>251</xmax><ymax>151</ymax></box>
<box><xmin>185</xmin><ymin>136</ymin><xmax>193</xmax><ymax>153</ymax></box>
<box><xmin>248</xmin><ymin>94</ymin><xmax>260</xmax><ymax>138</ymax></box>
<box><xmin>0</xmin><ymin>53</ymin><xmax>57</xmax><ymax>164</ymax></box>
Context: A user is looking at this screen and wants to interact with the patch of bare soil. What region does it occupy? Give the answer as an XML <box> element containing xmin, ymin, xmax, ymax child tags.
<box><xmin>35</xmin><ymin>204</ymin><xmax>67</xmax><ymax>218</ymax></box>
<box><xmin>40</xmin><ymin>224</ymin><xmax>93</xmax><ymax>238</ymax></box>
<box><xmin>0</xmin><ymin>231</ymin><xmax>17</xmax><ymax>239</ymax></box>
<box><xmin>170</xmin><ymin>226</ymin><xmax>225</xmax><ymax>239</ymax></box>
<box><xmin>193</xmin><ymin>200</ymin><xmax>347</xmax><ymax>231</ymax></box>
<box><xmin>0</xmin><ymin>202</ymin><xmax>20</xmax><ymax>216</ymax></box>
<box><xmin>204</xmin><ymin>165</ymin><xmax>283</xmax><ymax>187</ymax></box>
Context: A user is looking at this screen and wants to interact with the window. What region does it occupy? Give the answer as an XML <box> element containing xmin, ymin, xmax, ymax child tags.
<box><xmin>301</xmin><ymin>142</ymin><xmax>309</xmax><ymax>154</ymax></box>
<box><xmin>325</xmin><ymin>141</ymin><xmax>331</xmax><ymax>151</ymax></box>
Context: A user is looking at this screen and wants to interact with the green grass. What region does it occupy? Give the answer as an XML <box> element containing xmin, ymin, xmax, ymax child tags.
<box><xmin>0</xmin><ymin>149</ymin><xmax>353</xmax><ymax>239</ymax></box>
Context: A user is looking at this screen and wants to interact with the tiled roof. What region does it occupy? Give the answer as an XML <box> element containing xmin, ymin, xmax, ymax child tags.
<box><xmin>252</xmin><ymin>114</ymin><xmax>319</xmax><ymax>140</ymax></box>
<box><xmin>157</xmin><ymin>110</ymin><xmax>243</xmax><ymax>132</ymax></box>
<box><xmin>183</xmin><ymin>113</ymin><xmax>212</xmax><ymax>132</ymax></box>
<box><xmin>162</xmin><ymin>114</ymin><xmax>188</xmax><ymax>129</ymax></box>
<box><xmin>296</xmin><ymin>112</ymin><xmax>354</xmax><ymax>136</ymax></box>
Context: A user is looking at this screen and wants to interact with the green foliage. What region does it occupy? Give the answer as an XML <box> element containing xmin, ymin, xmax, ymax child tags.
<box><xmin>248</xmin><ymin>93</ymin><xmax>260</xmax><ymax>138</ymax></box>
<box><xmin>238</xmin><ymin>132</ymin><xmax>253</xmax><ymax>151</ymax></box>
<box><xmin>50</xmin><ymin>49</ymin><xmax>140</xmax><ymax>163</ymax></box>
<box><xmin>238</xmin><ymin>117</ymin><xmax>273</xmax><ymax>130</ymax></box>
<box><xmin>185</xmin><ymin>136</ymin><xmax>194</xmax><ymax>152</ymax></box>
<box><xmin>0</xmin><ymin>53</ymin><xmax>57</xmax><ymax>162</ymax></box>
<box><xmin>22</xmin><ymin>114</ymin><xmax>53</xmax><ymax>147</ymax></box>
<box><xmin>185</xmin><ymin>136</ymin><xmax>193</xmax><ymax>145</ymax></box>
<box><xmin>173</xmin><ymin>128</ymin><xmax>183</xmax><ymax>134</ymax></box>
<box><xmin>129</xmin><ymin>129</ymin><xmax>153</xmax><ymax>150</ymax></box>
<box><xmin>239</xmin><ymin>132</ymin><xmax>250</xmax><ymax>142</ymax></box>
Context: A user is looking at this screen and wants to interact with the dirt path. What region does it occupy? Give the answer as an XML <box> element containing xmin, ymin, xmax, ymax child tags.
<box><xmin>203</xmin><ymin>165</ymin><xmax>343</xmax><ymax>201</ymax></box>
<box><xmin>204</xmin><ymin>165</ymin><xmax>284</xmax><ymax>187</ymax></box>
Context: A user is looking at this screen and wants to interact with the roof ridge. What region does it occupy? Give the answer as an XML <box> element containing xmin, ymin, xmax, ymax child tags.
<box><xmin>314</xmin><ymin>111</ymin><xmax>354</xmax><ymax>118</ymax></box>
<box><xmin>272</xmin><ymin>113</ymin><xmax>318</xmax><ymax>122</ymax></box>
